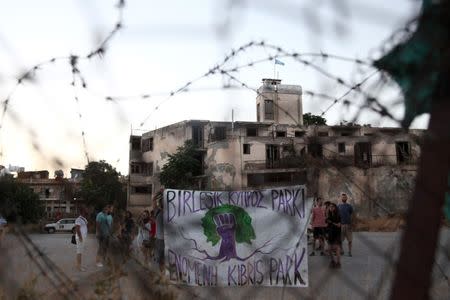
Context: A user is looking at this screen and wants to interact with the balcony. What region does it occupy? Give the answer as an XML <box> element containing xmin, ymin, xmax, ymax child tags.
<box><xmin>244</xmin><ymin>157</ymin><xmax>306</xmax><ymax>172</ymax></box>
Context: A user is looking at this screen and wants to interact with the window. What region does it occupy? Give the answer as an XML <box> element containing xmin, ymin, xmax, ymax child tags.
<box><xmin>295</xmin><ymin>131</ymin><xmax>305</xmax><ymax>137</ymax></box>
<box><xmin>276</xmin><ymin>131</ymin><xmax>286</xmax><ymax>137</ymax></box>
<box><xmin>213</xmin><ymin>127</ymin><xmax>226</xmax><ymax>141</ymax></box>
<box><xmin>318</xmin><ymin>131</ymin><xmax>329</xmax><ymax>137</ymax></box>
<box><xmin>131</xmin><ymin>137</ymin><xmax>141</xmax><ymax>151</ymax></box>
<box><xmin>145</xmin><ymin>162</ymin><xmax>153</xmax><ymax>176</ymax></box>
<box><xmin>247</xmin><ymin>127</ymin><xmax>258</xmax><ymax>137</ymax></box>
<box><xmin>341</xmin><ymin>132</ymin><xmax>351</xmax><ymax>136</ymax></box>
<box><xmin>266</xmin><ymin>145</ymin><xmax>280</xmax><ymax>168</ymax></box>
<box><xmin>264</xmin><ymin>100</ymin><xmax>274</xmax><ymax>120</ymax></box>
<box><xmin>308</xmin><ymin>143</ymin><xmax>323</xmax><ymax>158</ymax></box>
<box><xmin>142</xmin><ymin>137</ymin><xmax>153</xmax><ymax>152</ymax></box>
<box><xmin>192</xmin><ymin>125</ymin><xmax>204</xmax><ymax>147</ymax></box>
<box><xmin>130</xmin><ymin>163</ymin><xmax>141</xmax><ymax>174</ymax></box>
<box><xmin>354</xmin><ymin>142</ymin><xmax>372</xmax><ymax>167</ymax></box>
<box><xmin>133</xmin><ymin>185</ymin><xmax>152</xmax><ymax>194</ymax></box>
<box><xmin>256</xmin><ymin>104</ymin><xmax>260</xmax><ymax>122</ymax></box>
<box><xmin>364</xmin><ymin>133</ymin><xmax>373</xmax><ymax>136</ymax></box>
<box><xmin>396</xmin><ymin>142</ymin><xmax>411</xmax><ymax>164</ymax></box>
<box><xmin>243</xmin><ymin>144</ymin><xmax>251</xmax><ymax>154</ymax></box>
<box><xmin>338</xmin><ymin>143</ymin><xmax>346</xmax><ymax>154</ymax></box>
<box><xmin>45</xmin><ymin>188</ymin><xmax>50</xmax><ymax>198</ymax></box>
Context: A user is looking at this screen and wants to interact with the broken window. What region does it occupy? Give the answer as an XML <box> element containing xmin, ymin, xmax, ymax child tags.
<box><xmin>276</xmin><ymin>131</ymin><xmax>286</xmax><ymax>137</ymax></box>
<box><xmin>145</xmin><ymin>162</ymin><xmax>153</xmax><ymax>176</ymax></box>
<box><xmin>264</xmin><ymin>100</ymin><xmax>274</xmax><ymax>120</ymax></box>
<box><xmin>266</xmin><ymin>144</ymin><xmax>280</xmax><ymax>168</ymax></box>
<box><xmin>45</xmin><ymin>188</ymin><xmax>50</xmax><ymax>198</ymax></box>
<box><xmin>354</xmin><ymin>142</ymin><xmax>372</xmax><ymax>167</ymax></box>
<box><xmin>130</xmin><ymin>163</ymin><xmax>141</xmax><ymax>174</ymax></box>
<box><xmin>338</xmin><ymin>143</ymin><xmax>346</xmax><ymax>154</ymax></box>
<box><xmin>247</xmin><ymin>127</ymin><xmax>258</xmax><ymax>137</ymax></box>
<box><xmin>295</xmin><ymin>131</ymin><xmax>305</xmax><ymax>137</ymax></box>
<box><xmin>192</xmin><ymin>125</ymin><xmax>204</xmax><ymax>147</ymax></box>
<box><xmin>308</xmin><ymin>143</ymin><xmax>323</xmax><ymax>158</ymax></box>
<box><xmin>396</xmin><ymin>141</ymin><xmax>411</xmax><ymax>164</ymax></box>
<box><xmin>142</xmin><ymin>137</ymin><xmax>153</xmax><ymax>152</ymax></box>
<box><xmin>318</xmin><ymin>131</ymin><xmax>329</xmax><ymax>137</ymax></box>
<box><xmin>256</xmin><ymin>104</ymin><xmax>260</xmax><ymax>122</ymax></box>
<box><xmin>212</xmin><ymin>127</ymin><xmax>226</xmax><ymax>141</ymax></box>
<box><xmin>131</xmin><ymin>136</ymin><xmax>141</xmax><ymax>151</ymax></box>
<box><xmin>243</xmin><ymin>144</ymin><xmax>251</xmax><ymax>154</ymax></box>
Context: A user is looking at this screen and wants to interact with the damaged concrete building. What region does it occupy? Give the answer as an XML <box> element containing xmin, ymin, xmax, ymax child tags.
<box><xmin>128</xmin><ymin>78</ymin><xmax>424</xmax><ymax>216</ymax></box>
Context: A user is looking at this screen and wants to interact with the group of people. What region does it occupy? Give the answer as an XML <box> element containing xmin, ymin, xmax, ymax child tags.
<box><xmin>73</xmin><ymin>189</ymin><xmax>165</xmax><ymax>273</ymax></box>
<box><xmin>309</xmin><ymin>193</ymin><xmax>354</xmax><ymax>269</ymax></box>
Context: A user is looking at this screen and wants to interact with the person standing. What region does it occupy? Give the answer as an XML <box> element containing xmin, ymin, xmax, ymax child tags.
<box><xmin>138</xmin><ymin>210</ymin><xmax>152</xmax><ymax>265</ymax></box>
<box><xmin>96</xmin><ymin>204</ymin><xmax>111</xmax><ymax>267</ymax></box>
<box><xmin>310</xmin><ymin>197</ymin><xmax>327</xmax><ymax>256</ymax></box>
<box><xmin>338</xmin><ymin>193</ymin><xmax>354</xmax><ymax>256</ymax></box>
<box><xmin>153</xmin><ymin>188</ymin><xmax>165</xmax><ymax>274</ymax></box>
<box><xmin>120</xmin><ymin>211</ymin><xmax>135</xmax><ymax>261</ymax></box>
<box><xmin>75</xmin><ymin>206</ymin><xmax>89</xmax><ymax>271</ymax></box>
<box><xmin>326</xmin><ymin>203</ymin><xmax>342</xmax><ymax>268</ymax></box>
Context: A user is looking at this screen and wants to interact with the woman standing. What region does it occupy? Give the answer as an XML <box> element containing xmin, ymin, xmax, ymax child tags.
<box><xmin>120</xmin><ymin>211</ymin><xmax>135</xmax><ymax>261</ymax></box>
<box><xmin>137</xmin><ymin>210</ymin><xmax>152</xmax><ymax>265</ymax></box>
<box><xmin>75</xmin><ymin>206</ymin><xmax>89</xmax><ymax>271</ymax></box>
<box><xmin>326</xmin><ymin>203</ymin><xmax>342</xmax><ymax>269</ymax></box>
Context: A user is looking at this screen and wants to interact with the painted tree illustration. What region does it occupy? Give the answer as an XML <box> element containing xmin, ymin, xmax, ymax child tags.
<box><xmin>201</xmin><ymin>204</ymin><xmax>256</xmax><ymax>260</ymax></box>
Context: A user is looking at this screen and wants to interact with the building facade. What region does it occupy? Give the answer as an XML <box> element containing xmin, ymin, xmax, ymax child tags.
<box><xmin>128</xmin><ymin>79</ymin><xmax>424</xmax><ymax>216</ymax></box>
<box><xmin>17</xmin><ymin>169</ymin><xmax>82</xmax><ymax>218</ymax></box>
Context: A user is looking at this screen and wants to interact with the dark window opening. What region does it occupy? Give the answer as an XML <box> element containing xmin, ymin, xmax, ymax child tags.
<box><xmin>308</xmin><ymin>143</ymin><xmax>323</xmax><ymax>158</ymax></box>
<box><xmin>131</xmin><ymin>137</ymin><xmax>141</xmax><ymax>151</ymax></box>
<box><xmin>193</xmin><ymin>152</ymin><xmax>204</xmax><ymax>176</ymax></box>
<box><xmin>396</xmin><ymin>141</ymin><xmax>411</xmax><ymax>164</ymax></box>
<box><xmin>257</xmin><ymin>104</ymin><xmax>260</xmax><ymax>122</ymax></box>
<box><xmin>276</xmin><ymin>131</ymin><xmax>286</xmax><ymax>137</ymax></box>
<box><xmin>45</xmin><ymin>188</ymin><xmax>50</xmax><ymax>198</ymax></box>
<box><xmin>247</xmin><ymin>172</ymin><xmax>306</xmax><ymax>187</ymax></box>
<box><xmin>295</xmin><ymin>131</ymin><xmax>305</xmax><ymax>137</ymax></box>
<box><xmin>338</xmin><ymin>143</ymin><xmax>346</xmax><ymax>154</ymax></box>
<box><xmin>364</xmin><ymin>133</ymin><xmax>373</xmax><ymax>136</ymax></box>
<box><xmin>192</xmin><ymin>125</ymin><xmax>204</xmax><ymax>148</ymax></box>
<box><xmin>130</xmin><ymin>163</ymin><xmax>141</xmax><ymax>174</ymax></box>
<box><xmin>213</xmin><ymin>127</ymin><xmax>226</xmax><ymax>141</ymax></box>
<box><xmin>243</xmin><ymin>144</ymin><xmax>251</xmax><ymax>154</ymax></box>
<box><xmin>354</xmin><ymin>142</ymin><xmax>372</xmax><ymax>167</ymax></box>
<box><xmin>266</xmin><ymin>145</ymin><xmax>280</xmax><ymax>168</ymax></box>
<box><xmin>264</xmin><ymin>100</ymin><xmax>274</xmax><ymax>120</ymax></box>
<box><xmin>142</xmin><ymin>138</ymin><xmax>153</xmax><ymax>152</ymax></box>
<box><xmin>133</xmin><ymin>185</ymin><xmax>152</xmax><ymax>194</ymax></box>
<box><xmin>341</xmin><ymin>132</ymin><xmax>351</xmax><ymax>136</ymax></box>
<box><xmin>247</xmin><ymin>127</ymin><xmax>258</xmax><ymax>137</ymax></box>
<box><xmin>145</xmin><ymin>162</ymin><xmax>153</xmax><ymax>176</ymax></box>
<box><xmin>318</xmin><ymin>132</ymin><xmax>329</xmax><ymax>137</ymax></box>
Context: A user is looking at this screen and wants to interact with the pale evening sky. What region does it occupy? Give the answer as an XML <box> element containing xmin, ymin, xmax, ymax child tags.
<box><xmin>0</xmin><ymin>0</ymin><xmax>426</xmax><ymax>176</ymax></box>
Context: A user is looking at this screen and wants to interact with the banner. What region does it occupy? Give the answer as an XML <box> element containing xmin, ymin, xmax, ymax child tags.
<box><xmin>163</xmin><ymin>185</ymin><xmax>312</xmax><ymax>287</ymax></box>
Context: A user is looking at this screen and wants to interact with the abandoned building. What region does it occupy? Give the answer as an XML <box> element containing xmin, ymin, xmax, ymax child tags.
<box><xmin>128</xmin><ymin>78</ymin><xmax>424</xmax><ymax>216</ymax></box>
<box><xmin>16</xmin><ymin>169</ymin><xmax>83</xmax><ymax>218</ymax></box>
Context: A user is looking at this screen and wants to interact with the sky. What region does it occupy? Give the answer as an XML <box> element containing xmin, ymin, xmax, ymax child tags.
<box><xmin>0</xmin><ymin>0</ymin><xmax>426</xmax><ymax>176</ymax></box>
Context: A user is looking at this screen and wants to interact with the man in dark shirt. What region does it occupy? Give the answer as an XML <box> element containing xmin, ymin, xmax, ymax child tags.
<box><xmin>338</xmin><ymin>193</ymin><xmax>354</xmax><ymax>256</ymax></box>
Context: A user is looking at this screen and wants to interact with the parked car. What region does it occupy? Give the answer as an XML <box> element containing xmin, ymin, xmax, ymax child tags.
<box><xmin>44</xmin><ymin>218</ymin><xmax>76</xmax><ymax>233</ymax></box>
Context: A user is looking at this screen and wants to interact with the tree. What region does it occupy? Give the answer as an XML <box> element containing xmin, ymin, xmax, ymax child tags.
<box><xmin>159</xmin><ymin>140</ymin><xmax>202</xmax><ymax>189</ymax></box>
<box><xmin>79</xmin><ymin>160</ymin><xmax>126</xmax><ymax>211</ymax></box>
<box><xmin>0</xmin><ymin>176</ymin><xmax>44</xmax><ymax>223</ymax></box>
<box><xmin>303</xmin><ymin>113</ymin><xmax>327</xmax><ymax>126</ymax></box>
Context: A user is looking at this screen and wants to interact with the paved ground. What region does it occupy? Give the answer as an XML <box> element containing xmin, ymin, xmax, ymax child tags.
<box><xmin>0</xmin><ymin>229</ymin><xmax>448</xmax><ymax>299</ymax></box>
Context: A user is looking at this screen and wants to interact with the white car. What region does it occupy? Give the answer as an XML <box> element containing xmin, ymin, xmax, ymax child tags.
<box><xmin>44</xmin><ymin>218</ymin><xmax>76</xmax><ymax>233</ymax></box>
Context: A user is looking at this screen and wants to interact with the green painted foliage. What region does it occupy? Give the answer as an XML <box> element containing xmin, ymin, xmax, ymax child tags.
<box><xmin>201</xmin><ymin>204</ymin><xmax>256</xmax><ymax>246</ymax></box>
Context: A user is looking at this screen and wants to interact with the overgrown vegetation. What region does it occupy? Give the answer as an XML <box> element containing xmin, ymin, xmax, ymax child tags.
<box><xmin>79</xmin><ymin>160</ymin><xmax>126</xmax><ymax>211</ymax></box>
<box><xmin>0</xmin><ymin>176</ymin><xmax>44</xmax><ymax>224</ymax></box>
<box><xmin>159</xmin><ymin>140</ymin><xmax>202</xmax><ymax>189</ymax></box>
<box><xmin>303</xmin><ymin>113</ymin><xmax>327</xmax><ymax>126</ymax></box>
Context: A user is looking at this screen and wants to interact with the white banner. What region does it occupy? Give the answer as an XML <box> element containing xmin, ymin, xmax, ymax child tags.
<box><xmin>163</xmin><ymin>185</ymin><xmax>312</xmax><ymax>287</ymax></box>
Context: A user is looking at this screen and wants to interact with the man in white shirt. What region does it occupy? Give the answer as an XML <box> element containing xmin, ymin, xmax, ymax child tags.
<box><xmin>75</xmin><ymin>206</ymin><xmax>89</xmax><ymax>271</ymax></box>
